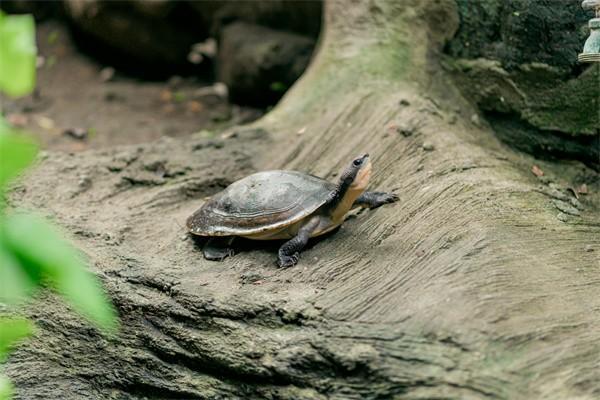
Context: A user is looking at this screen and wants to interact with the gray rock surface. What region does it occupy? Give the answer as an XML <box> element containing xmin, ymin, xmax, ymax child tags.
<box><xmin>445</xmin><ymin>0</ymin><xmax>599</xmax><ymax>167</ymax></box>
<box><xmin>63</xmin><ymin>0</ymin><xmax>205</xmax><ymax>73</ymax></box>
<box><xmin>217</xmin><ymin>22</ymin><xmax>315</xmax><ymax>106</ymax></box>
<box><xmin>189</xmin><ymin>0</ymin><xmax>322</xmax><ymax>38</ymax></box>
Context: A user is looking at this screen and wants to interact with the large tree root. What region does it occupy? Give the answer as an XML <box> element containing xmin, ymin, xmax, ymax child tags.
<box><xmin>6</xmin><ymin>1</ymin><xmax>600</xmax><ymax>399</ymax></box>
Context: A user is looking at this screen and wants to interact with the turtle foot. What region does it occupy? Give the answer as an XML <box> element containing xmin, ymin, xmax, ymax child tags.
<box><xmin>356</xmin><ymin>191</ymin><xmax>399</xmax><ymax>209</ymax></box>
<box><xmin>204</xmin><ymin>248</ymin><xmax>235</xmax><ymax>261</ymax></box>
<box><xmin>203</xmin><ymin>237</ymin><xmax>235</xmax><ymax>261</ymax></box>
<box><xmin>372</xmin><ymin>192</ymin><xmax>399</xmax><ymax>207</ymax></box>
<box><xmin>278</xmin><ymin>252</ymin><xmax>299</xmax><ymax>268</ymax></box>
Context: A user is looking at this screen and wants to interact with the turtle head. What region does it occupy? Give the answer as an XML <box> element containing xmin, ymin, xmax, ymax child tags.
<box><xmin>326</xmin><ymin>154</ymin><xmax>372</xmax><ymax>217</ymax></box>
<box><xmin>341</xmin><ymin>153</ymin><xmax>372</xmax><ymax>190</ymax></box>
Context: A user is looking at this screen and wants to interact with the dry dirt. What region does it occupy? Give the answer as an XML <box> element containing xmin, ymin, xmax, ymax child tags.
<box><xmin>1</xmin><ymin>21</ymin><xmax>262</xmax><ymax>152</ymax></box>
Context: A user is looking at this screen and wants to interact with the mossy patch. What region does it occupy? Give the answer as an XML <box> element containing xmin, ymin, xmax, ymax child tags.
<box><xmin>447</xmin><ymin>59</ymin><xmax>599</xmax><ymax>136</ymax></box>
<box><xmin>446</xmin><ymin>0</ymin><xmax>589</xmax><ymax>71</ymax></box>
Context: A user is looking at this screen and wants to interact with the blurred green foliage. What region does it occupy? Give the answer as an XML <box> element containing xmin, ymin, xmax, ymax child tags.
<box><xmin>0</xmin><ymin>12</ymin><xmax>36</xmax><ymax>97</ymax></box>
<box><xmin>0</xmin><ymin>11</ymin><xmax>117</xmax><ymax>399</ymax></box>
<box><xmin>0</xmin><ymin>375</ymin><xmax>14</xmax><ymax>399</ymax></box>
<box><xmin>0</xmin><ymin>318</ymin><xmax>33</xmax><ymax>361</ymax></box>
<box><xmin>2</xmin><ymin>213</ymin><xmax>118</xmax><ymax>330</ymax></box>
<box><xmin>0</xmin><ymin>122</ymin><xmax>37</xmax><ymax>194</ymax></box>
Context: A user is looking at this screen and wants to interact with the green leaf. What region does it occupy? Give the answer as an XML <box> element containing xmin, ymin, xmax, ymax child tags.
<box><xmin>46</xmin><ymin>30</ymin><xmax>58</xmax><ymax>45</ymax></box>
<box><xmin>0</xmin><ymin>375</ymin><xmax>14</xmax><ymax>400</ymax></box>
<box><xmin>2</xmin><ymin>213</ymin><xmax>118</xmax><ymax>332</ymax></box>
<box><xmin>172</xmin><ymin>91</ymin><xmax>186</xmax><ymax>102</ymax></box>
<box><xmin>0</xmin><ymin>317</ymin><xmax>32</xmax><ymax>360</ymax></box>
<box><xmin>269</xmin><ymin>81</ymin><xmax>288</xmax><ymax>92</ymax></box>
<box><xmin>0</xmin><ymin>245</ymin><xmax>36</xmax><ymax>304</ymax></box>
<box><xmin>0</xmin><ymin>122</ymin><xmax>38</xmax><ymax>189</ymax></box>
<box><xmin>0</xmin><ymin>11</ymin><xmax>37</xmax><ymax>97</ymax></box>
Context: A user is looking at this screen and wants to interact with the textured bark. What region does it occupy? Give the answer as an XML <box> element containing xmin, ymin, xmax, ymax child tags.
<box><xmin>6</xmin><ymin>1</ymin><xmax>600</xmax><ymax>399</ymax></box>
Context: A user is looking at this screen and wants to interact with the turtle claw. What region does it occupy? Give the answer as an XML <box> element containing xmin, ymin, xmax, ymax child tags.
<box><xmin>382</xmin><ymin>193</ymin><xmax>399</xmax><ymax>203</ymax></box>
<box><xmin>367</xmin><ymin>192</ymin><xmax>399</xmax><ymax>209</ymax></box>
<box><xmin>204</xmin><ymin>248</ymin><xmax>234</xmax><ymax>261</ymax></box>
<box><xmin>219</xmin><ymin>248</ymin><xmax>236</xmax><ymax>261</ymax></box>
<box><xmin>278</xmin><ymin>252</ymin><xmax>299</xmax><ymax>268</ymax></box>
<box><xmin>203</xmin><ymin>238</ymin><xmax>236</xmax><ymax>261</ymax></box>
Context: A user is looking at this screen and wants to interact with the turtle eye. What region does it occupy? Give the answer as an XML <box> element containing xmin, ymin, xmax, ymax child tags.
<box><xmin>353</xmin><ymin>158</ymin><xmax>363</xmax><ymax>167</ymax></box>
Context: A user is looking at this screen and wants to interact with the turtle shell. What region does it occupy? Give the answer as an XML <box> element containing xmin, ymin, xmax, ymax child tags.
<box><xmin>187</xmin><ymin>170</ymin><xmax>335</xmax><ymax>236</ymax></box>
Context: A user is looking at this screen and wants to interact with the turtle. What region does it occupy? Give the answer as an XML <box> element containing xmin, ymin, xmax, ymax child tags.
<box><xmin>187</xmin><ymin>154</ymin><xmax>398</xmax><ymax>268</ymax></box>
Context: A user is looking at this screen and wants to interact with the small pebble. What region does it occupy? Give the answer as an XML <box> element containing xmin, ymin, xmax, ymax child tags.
<box><xmin>556</xmin><ymin>212</ymin><xmax>569</xmax><ymax>222</ymax></box>
<box><xmin>77</xmin><ymin>175</ymin><xmax>91</xmax><ymax>188</ymax></box>
<box><xmin>104</xmin><ymin>91</ymin><xmax>122</xmax><ymax>102</ymax></box>
<box><xmin>36</xmin><ymin>115</ymin><xmax>55</xmax><ymax>130</ymax></box>
<box><xmin>191</xmin><ymin>38</ymin><xmax>217</xmax><ymax>58</ymax></box>
<box><xmin>64</xmin><ymin>127</ymin><xmax>88</xmax><ymax>140</ymax></box>
<box><xmin>167</xmin><ymin>75</ymin><xmax>184</xmax><ymax>88</ymax></box>
<box><xmin>187</xmin><ymin>52</ymin><xmax>203</xmax><ymax>64</ymax></box>
<box><xmin>577</xmin><ymin>184</ymin><xmax>589</xmax><ymax>195</ymax></box>
<box><xmin>100</xmin><ymin>67</ymin><xmax>115</xmax><ymax>82</ymax></box>
<box><xmin>531</xmin><ymin>165</ymin><xmax>544</xmax><ymax>177</ymax></box>
<box><xmin>6</xmin><ymin>113</ymin><xmax>28</xmax><ymax>127</ymax></box>
<box><xmin>212</xmin><ymin>82</ymin><xmax>228</xmax><ymax>98</ymax></box>
<box><xmin>422</xmin><ymin>142</ymin><xmax>435</xmax><ymax>151</ymax></box>
<box><xmin>399</xmin><ymin>128</ymin><xmax>413</xmax><ymax>137</ymax></box>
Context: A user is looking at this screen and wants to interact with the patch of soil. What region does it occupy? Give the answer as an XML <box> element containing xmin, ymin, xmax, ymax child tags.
<box><xmin>1</xmin><ymin>21</ymin><xmax>263</xmax><ymax>152</ymax></box>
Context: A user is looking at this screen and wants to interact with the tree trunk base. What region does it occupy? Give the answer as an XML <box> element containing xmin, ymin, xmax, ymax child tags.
<box><xmin>6</xmin><ymin>0</ymin><xmax>600</xmax><ymax>398</ymax></box>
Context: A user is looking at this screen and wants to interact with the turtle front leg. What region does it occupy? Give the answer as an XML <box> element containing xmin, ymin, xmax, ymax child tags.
<box><xmin>278</xmin><ymin>217</ymin><xmax>320</xmax><ymax>268</ymax></box>
<box><xmin>354</xmin><ymin>191</ymin><xmax>399</xmax><ymax>209</ymax></box>
<box><xmin>203</xmin><ymin>237</ymin><xmax>235</xmax><ymax>261</ymax></box>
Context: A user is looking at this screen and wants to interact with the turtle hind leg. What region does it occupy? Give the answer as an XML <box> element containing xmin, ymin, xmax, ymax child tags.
<box><xmin>278</xmin><ymin>217</ymin><xmax>320</xmax><ymax>268</ymax></box>
<box><xmin>203</xmin><ymin>237</ymin><xmax>236</xmax><ymax>261</ymax></box>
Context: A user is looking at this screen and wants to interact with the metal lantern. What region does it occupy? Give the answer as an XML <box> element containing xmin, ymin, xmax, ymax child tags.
<box><xmin>579</xmin><ymin>0</ymin><xmax>600</xmax><ymax>62</ymax></box>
